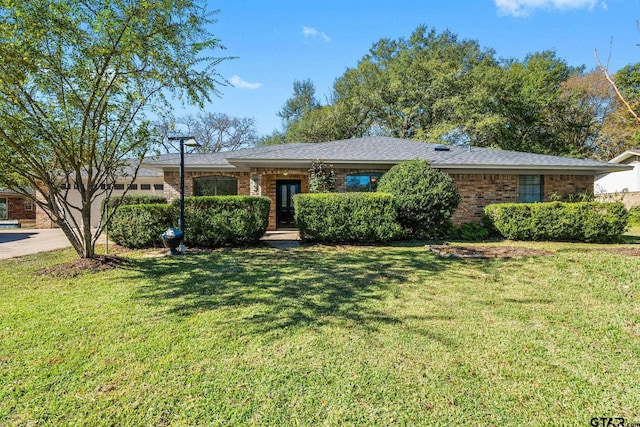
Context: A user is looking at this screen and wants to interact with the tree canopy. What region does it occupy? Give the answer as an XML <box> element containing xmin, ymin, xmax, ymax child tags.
<box><xmin>268</xmin><ymin>25</ymin><xmax>639</xmax><ymax>160</ymax></box>
<box><xmin>0</xmin><ymin>0</ymin><xmax>227</xmax><ymax>258</ymax></box>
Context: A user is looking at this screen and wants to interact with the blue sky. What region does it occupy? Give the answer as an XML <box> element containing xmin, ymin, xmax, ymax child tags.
<box><xmin>189</xmin><ymin>0</ymin><xmax>640</xmax><ymax>136</ymax></box>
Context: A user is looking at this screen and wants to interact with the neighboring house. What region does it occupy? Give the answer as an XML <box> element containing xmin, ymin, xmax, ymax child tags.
<box><xmin>0</xmin><ymin>188</ymin><xmax>36</xmax><ymax>227</ymax></box>
<box><xmin>595</xmin><ymin>148</ymin><xmax>640</xmax><ymax>209</ymax></box>
<box><xmin>141</xmin><ymin>137</ymin><xmax>627</xmax><ymax>231</ymax></box>
<box><xmin>35</xmin><ymin>163</ymin><xmax>165</xmax><ymax>229</ymax></box>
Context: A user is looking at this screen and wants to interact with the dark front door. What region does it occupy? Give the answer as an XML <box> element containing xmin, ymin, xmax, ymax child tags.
<box><xmin>276</xmin><ymin>180</ymin><xmax>301</xmax><ymax>229</ymax></box>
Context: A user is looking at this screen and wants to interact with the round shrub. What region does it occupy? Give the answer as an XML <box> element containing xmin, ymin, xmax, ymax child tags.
<box><xmin>377</xmin><ymin>159</ymin><xmax>460</xmax><ymax>239</ymax></box>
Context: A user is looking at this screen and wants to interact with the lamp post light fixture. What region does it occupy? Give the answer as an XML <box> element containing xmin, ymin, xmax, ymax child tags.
<box><xmin>168</xmin><ymin>135</ymin><xmax>201</xmax><ymax>254</ymax></box>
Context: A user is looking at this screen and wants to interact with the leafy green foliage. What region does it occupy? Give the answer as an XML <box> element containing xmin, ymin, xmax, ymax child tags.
<box><xmin>294</xmin><ymin>193</ymin><xmax>402</xmax><ymax>243</ymax></box>
<box><xmin>629</xmin><ymin>206</ymin><xmax>640</xmax><ymax>226</ymax></box>
<box><xmin>102</xmin><ymin>195</ymin><xmax>168</xmax><ymax>212</ymax></box>
<box><xmin>484</xmin><ymin>202</ymin><xmax>628</xmax><ymax>243</ymax></box>
<box><xmin>377</xmin><ymin>160</ymin><xmax>460</xmax><ymax>239</ymax></box>
<box><xmin>0</xmin><ymin>0</ymin><xmax>226</xmax><ymax>257</ymax></box>
<box><xmin>308</xmin><ymin>161</ymin><xmax>336</xmax><ymax>193</ymax></box>
<box><xmin>175</xmin><ymin>196</ymin><xmax>270</xmax><ymax>247</ymax></box>
<box><xmin>449</xmin><ymin>221</ymin><xmax>493</xmax><ymax>241</ymax></box>
<box><xmin>109</xmin><ymin>204</ymin><xmax>177</xmax><ymax>248</ymax></box>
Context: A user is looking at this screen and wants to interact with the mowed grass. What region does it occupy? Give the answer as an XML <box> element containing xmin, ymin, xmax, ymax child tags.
<box><xmin>1</xmin><ymin>241</ymin><xmax>639</xmax><ymax>426</ymax></box>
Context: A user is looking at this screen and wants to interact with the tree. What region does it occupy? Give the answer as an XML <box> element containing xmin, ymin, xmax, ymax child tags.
<box><xmin>154</xmin><ymin>112</ymin><xmax>257</xmax><ymax>154</ymax></box>
<box><xmin>0</xmin><ymin>0</ymin><xmax>226</xmax><ymax>258</ymax></box>
<box><xmin>277</xmin><ymin>79</ymin><xmax>319</xmax><ymax>125</ymax></box>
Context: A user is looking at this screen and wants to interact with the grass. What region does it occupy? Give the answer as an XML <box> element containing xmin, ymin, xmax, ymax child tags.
<box><xmin>1</xmin><ymin>239</ymin><xmax>639</xmax><ymax>426</ymax></box>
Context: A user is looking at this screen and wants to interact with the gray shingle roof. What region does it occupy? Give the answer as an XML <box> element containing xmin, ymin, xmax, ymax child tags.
<box><xmin>142</xmin><ymin>137</ymin><xmax>626</xmax><ymax>173</ymax></box>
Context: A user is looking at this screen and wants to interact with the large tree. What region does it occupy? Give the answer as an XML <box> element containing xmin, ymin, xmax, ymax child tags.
<box><xmin>0</xmin><ymin>0</ymin><xmax>226</xmax><ymax>258</ymax></box>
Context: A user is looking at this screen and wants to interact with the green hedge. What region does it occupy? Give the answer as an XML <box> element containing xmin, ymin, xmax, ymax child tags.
<box><xmin>173</xmin><ymin>196</ymin><xmax>270</xmax><ymax>247</ymax></box>
<box><xmin>108</xmin><ymin>204</ymin><xmax>177</xmax><ymax>248</ymax></box>
<box><xmin>293</xmin><ymin>193</ymin><xmax>402</xmax><ymax>243</ymax></box>
<box><xmin>629</xmin><ymin>206</ymin><xmax>640</xmax><ymax>226</ymax></box>
<box><xmin>102</xmin><ymin>194</ymin><xmax>167</xmax><ymax>211</ymax></box>
<box><xmin>484</xmin><ymin>202</ymin><xmax>628</xmax><ymax>243</ymax></box>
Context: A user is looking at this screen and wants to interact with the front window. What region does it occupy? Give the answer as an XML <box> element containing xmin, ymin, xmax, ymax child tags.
<box><xmin>346</xmin><ymin>172</ymin><xmax>384</xmax><ymax>192</ymax></box>
<box><xmin>193</xmin><ymin>176</ymin><xmax>238</xmax><ymax>196</ymax></box>
<box><xmin>519</xmin><ymin>175</ymin><xmax>543</xmax><ymax>202</ymax></box>
<box><xmin>0</xmin><ymin>198</ymin><xmax>7</xmax><ymax>219</ymax></box>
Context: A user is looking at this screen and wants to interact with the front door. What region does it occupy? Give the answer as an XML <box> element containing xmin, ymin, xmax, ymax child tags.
<box><xmin>276</xmin><ymin>180</ymin><xmax>301</xmax><ymax>229</ymax></box>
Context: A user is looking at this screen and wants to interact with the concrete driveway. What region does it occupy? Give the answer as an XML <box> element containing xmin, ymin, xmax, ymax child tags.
<box><xmin>0</xmin><ymin>228</ymin><xmax>73</xmax><ymax>260</ymax></box>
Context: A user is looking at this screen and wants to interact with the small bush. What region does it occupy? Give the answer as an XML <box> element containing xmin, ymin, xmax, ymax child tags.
<box><xmin>450</xmin><ymin>221</ymin><xmax>492</xmax><ymax>241</ymax></box>
<box><xmin>109</xmin><ymin>204</ymin><xmax>177</xmax><ymax>248</ymax></box>
<box><xmin>377</xmin><ymin>160</ymin><xmax>460</xmax><ymax>239</ymax></box>
<box><xmin>294</xmin><ymin>192</ymin><xmax>402</xmax><ymax>243</ymax></box>
<box><xmin>629</xmin><ymin>206</ymin><xmax>640</xmax><ymax>226</ymax></box>
<box><xmin>484</xmin><ymin>202</ymin><xmax>628</xmax><ymax>243</ymax></box>
<box><xmin>174</xmin><ymin>196</ymin><xmax>270</xmax><ymax>247</ymax></box>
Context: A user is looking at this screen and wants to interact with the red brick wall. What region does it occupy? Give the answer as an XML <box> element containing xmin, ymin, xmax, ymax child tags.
<box><xmin>449</xmin><ymin>173</ymin><xmax>594</xmax><ymax>224</ymax></box>
<box><xmin>2</xmin><ymin>196</ymin><xmax>36</xmax><ymax>221</ymax></box>
<box><xmin>163</xmin><ymin>171</ymin><xmax>251</xmax><ymax>202</ymax></box>
<box><xmin>449</xmin><ymin>174</ymin><xmax>519</xmax><ymax>224</ymax></box>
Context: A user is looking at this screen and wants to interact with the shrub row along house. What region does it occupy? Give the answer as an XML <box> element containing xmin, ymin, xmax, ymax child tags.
<box><xmin>33</xmin><ymin>137</ymin><xmax>630</xmax><ymax>231</ymax></box>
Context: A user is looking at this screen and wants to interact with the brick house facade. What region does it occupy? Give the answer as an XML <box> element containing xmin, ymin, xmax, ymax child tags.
<box><xmin>144</xmin><ymin>136</ymin><xmax>612</xmax><ymax>232</ymax></box>
<box><xmin>0</xmin><ymin>190</ymin><xmax>36</xmax><ymax>227</ymax></box>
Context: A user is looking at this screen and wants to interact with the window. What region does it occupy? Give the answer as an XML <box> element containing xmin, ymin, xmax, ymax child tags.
<box><xmin>24</xmin><ymin>199</ymin><xmax>33</xmax><ymax>211</ymax></box>
<box><xmin>140</xmin><ymin>184</ymin><xmax>151</xmax><ymax>190</ymax></box>
<box><xmin>345</xmin><ymin>172</ymin><xmax>384</xmax><ymax>192</ymax></box>
<box><xmin>0</xmin><ymin>198</ymin><xmax>7</xmax><ymax>219</ymax></box>
<box><xmin>193</xmin><ymin>176</ymin><xmax>238</xmax><ymax>196</ymax></box>
<box><xmin>128</xmin><ymin>184</ymin><xmax>138</xmax><ymax>190</ymax></box>
<box><xmin>113</xmin><ymin>183</ymin><xmax>125</xmax><ymax>190</ymax></box>
<box><xmin>519</xmin><ymin>175</ymin><xmax>543</xmax><ymax>202</ymax></box>
<box><xmin>153</xmin><ymin>184</ymin><xmax>164</xmax><ymax>191</ymax></box>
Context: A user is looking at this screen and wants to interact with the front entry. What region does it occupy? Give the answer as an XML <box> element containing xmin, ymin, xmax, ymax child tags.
<box><xmin>276</xmin><ymin>180</ymin><xmax>301</xmax><ymax>229</ymax></box>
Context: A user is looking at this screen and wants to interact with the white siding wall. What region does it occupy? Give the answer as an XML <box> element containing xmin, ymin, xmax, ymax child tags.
<box><xmin>65</xmin><ymin>177</ymin><xmax>165</xmax><ymax>228</ymax></box>
<box><xmin>595</xmin><ymin>158</ymin><xmax>640</xmax><ymax>194</ymax></box>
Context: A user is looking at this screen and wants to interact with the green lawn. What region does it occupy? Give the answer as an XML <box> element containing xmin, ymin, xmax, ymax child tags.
<box><xmin>1</xmin><ymin>240</ymin><xmax>639</xmax><ymax>426</ymax></box>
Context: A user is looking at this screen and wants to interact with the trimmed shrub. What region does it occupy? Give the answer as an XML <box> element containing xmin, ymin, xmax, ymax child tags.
<box><xmin>484</xmin><ymin>202</ymin><xmax>628</xmax><ymax>243</ymax></box>
<box><xmin>293</xmin><ymin>192</ymin><xmax>402</xmax><ymax>243</ymax></box>
<box><xmin>102</xmin><ymin>194</ymin><xmax>167</xmax><ymax>211</ymax></box>
<box><xmin>109</xmin><ymin>204</ymin><xmax>177</xmax><ymax>248</ymax></box>
<box><xmin>174</xmin><ymin>196</ymin><xmax>270</xmax><ymax>247</ymax></box>
<box><xmin>377</xmin><ymin>160</ymin><xmax>460</xmax><ymax>239</ymax></box>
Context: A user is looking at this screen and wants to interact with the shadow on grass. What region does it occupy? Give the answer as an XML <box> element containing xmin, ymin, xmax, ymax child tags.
<box><xmin>124</xmin><ymin>245</ymin><xmax>464</xmax><ymax>336</ymax></box>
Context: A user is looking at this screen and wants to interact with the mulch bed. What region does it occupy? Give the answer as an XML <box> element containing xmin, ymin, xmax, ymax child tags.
<box><xmin>34</xmin><ymin>255</ymin><xmax>128</xmax><ymax>278</ymax></box>
<box><xmin>596</xmin><ymin>247</ymin><xmax>640</xmax><ymax>257</ymax></box>
<box><xmin>427</xmin><ymin>245</ymin><xmax>554</xmax><ymax>259</ymax></box>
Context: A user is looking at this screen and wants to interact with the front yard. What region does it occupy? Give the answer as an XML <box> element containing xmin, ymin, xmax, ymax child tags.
<box><xmin>1</xmin><ymin>239</ymin><xmax>639</xmax><ymax>425</ymax></box>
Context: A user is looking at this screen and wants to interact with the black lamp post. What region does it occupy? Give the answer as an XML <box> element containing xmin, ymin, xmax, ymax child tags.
<box><xmin>168</xmin><ymin>135</ymin><xmax>200</xmax><ymax>253</ymax></box>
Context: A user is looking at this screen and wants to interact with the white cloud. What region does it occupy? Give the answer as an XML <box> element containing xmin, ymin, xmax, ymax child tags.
<box><xmin>229</xmin><ymin>75</ymin><xmax>262</xmax><ymax>90</ymax></box>
<box><xmin>302</xmin><ymin>26</ymin><xmax>330</xmax><ymax>42</ymax></box>
<box><xmin>495</xmin><ymin>0</ymin><xmax>602</xmax><ymax>16</ymax></box>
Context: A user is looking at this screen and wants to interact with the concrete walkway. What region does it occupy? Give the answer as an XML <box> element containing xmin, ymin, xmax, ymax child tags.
<box><xmin>260</xmin><ymin>230</ymin><xmax>301</xmax><ymax>249</ymax></box>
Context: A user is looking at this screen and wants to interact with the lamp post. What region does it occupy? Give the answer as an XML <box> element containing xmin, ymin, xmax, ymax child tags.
<box><xmin>168</xmin><ymin>136</ymin><xmax>200</xmax><ymax>254</ymax></box>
